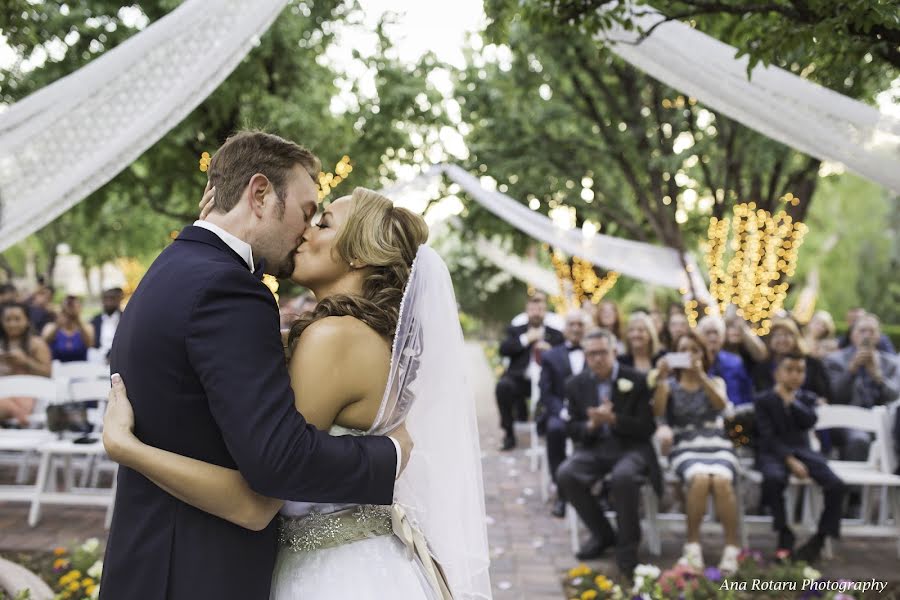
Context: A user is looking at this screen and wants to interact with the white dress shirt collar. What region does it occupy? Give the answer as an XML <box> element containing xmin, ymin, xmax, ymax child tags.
<box><xmin>193</xmin><ymin>220</ymin><xmax>255</xmax><ymax>271</ymax></box>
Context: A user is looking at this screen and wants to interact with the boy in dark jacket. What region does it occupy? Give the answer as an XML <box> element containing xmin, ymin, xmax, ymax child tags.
<box><xmin>755</xmin><ymin>353</ymin><xmax>845</xmax><ymax>562</ymax></box>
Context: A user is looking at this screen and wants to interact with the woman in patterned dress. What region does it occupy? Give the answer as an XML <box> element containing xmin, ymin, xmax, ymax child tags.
<box><xmin>653</xmin><ymin>329</ymin><xmax>741</xmax><ymax>573</ymax></box>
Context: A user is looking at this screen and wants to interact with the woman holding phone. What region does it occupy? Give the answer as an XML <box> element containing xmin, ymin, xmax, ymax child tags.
<box><xmin>42</xmin><ymin>295</ymin><xmax>94</xmax><ymax>363</ymax></box>
<box><xmin>653</xmin><ymin>330</ymin><xmax>741</xmax><ymax>573</ymax></box>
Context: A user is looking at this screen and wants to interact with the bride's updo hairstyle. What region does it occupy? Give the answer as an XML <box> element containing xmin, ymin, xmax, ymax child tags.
<box><xmin>288</xmin><ymin>187</ymin><xmax>429</xmax><ymax>346</ymax></box>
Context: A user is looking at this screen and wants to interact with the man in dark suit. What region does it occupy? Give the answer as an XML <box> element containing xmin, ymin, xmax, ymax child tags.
<box><xmin>100</xmin><ymin>131</ymin><xmax>410</xmax><ymax>600</ymax></box>
<box><xmin>556</xmin><ymin>328</ymin><xmax>660</xmax><ymax>576</ymax></box>
<box><xmin>496</xmin><ymin>293</ymin><xmax>564</xmax><ymax>450</ymax></box>
<box><xmin>90</xmin><ymin>287</ymin><xmax>124</xmax><ymax>361</ymax></box>
<box><xmin>538</xmin><ymin>309</ymin><xmax>589</xmax><ymax>517</ymax></box>
<box><xmin>755</xmin><ymin>353</ymin><xmax>845</xmax><ymax>563</ymax></box>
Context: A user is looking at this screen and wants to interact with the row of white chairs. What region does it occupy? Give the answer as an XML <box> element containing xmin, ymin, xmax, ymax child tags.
<box><xmin>511</xmin><ymin>365</ymin><xmax>900</xmax><ymax>558</ymax></box>
<box><xmin>0</xmin><ymin>362</ymin><xmax>116</xmax><ymax>528</ymax></box>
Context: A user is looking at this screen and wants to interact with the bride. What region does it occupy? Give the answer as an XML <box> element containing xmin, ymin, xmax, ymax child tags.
<box><xmin>102</xmin><ymin>186</ymin><xmax>492</xmax><ymax>599</ymax></box>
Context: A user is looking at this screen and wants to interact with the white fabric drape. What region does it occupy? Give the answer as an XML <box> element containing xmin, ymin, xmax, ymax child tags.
<box><xmin>602</xmin><ymin>5</ymin><xmax>900</xmax><ymax>193</ymax></box>
<box><xmin>437</xmin><ymin>164</ymin><xmax>712</xmax><ymax>301</ymax></box>
<box><xmin>474</xmin><ymin>236</ymin><xmax>559</xmax><ymax>295</ymax></box>
<box><xmin>0</xmin><ymin>0</ymin><xmax>289</xmax><ymax>251</ymax></box>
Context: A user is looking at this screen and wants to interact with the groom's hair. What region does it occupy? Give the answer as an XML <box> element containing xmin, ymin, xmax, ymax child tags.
<box><xmin>208</xmin><ymin>130</ymin><xmax>321</xmax><ymax>215</ymax></box>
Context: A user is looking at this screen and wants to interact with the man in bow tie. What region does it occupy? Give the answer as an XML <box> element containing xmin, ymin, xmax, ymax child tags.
<box><xmin>537</xmin><ymin>309</ymin><xmax>590</xmax><ymax>517</ymax></box>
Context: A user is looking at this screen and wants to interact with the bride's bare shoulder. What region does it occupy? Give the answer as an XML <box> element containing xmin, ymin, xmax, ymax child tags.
<box><xmin>294</xmin><ymin>316</ymin><xmax>390</xmax><ymax>359</ymax></box>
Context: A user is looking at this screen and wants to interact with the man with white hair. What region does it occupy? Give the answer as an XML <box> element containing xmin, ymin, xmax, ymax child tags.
<box><xmin>537</xmin><ymin>309</ymin><xmax>590</xmax><ymax>517</ymax></box>
<box><xmin>697</xmin><ymin>315</ymin><xmax>754</xmax><ymax>406</ymax></box>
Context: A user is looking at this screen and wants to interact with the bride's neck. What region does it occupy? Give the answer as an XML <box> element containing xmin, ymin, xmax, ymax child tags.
<box><xmin>311</xmin><ymin>273</ymin><xmax>364</xmax><ymax>302</ymax></box>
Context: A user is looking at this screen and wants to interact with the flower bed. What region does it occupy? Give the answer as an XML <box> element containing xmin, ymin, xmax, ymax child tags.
<box><xmin>565</xmin><ymin>551</ymin><xmax>897</xmax><ymax>600</ymax></box>
<box><xmin>0</xmin><ymin>539</ymin><xmax>103</xmax><ymax>600</ymax></box>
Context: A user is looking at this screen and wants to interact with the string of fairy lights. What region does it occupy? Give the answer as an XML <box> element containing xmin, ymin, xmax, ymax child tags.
<box><xmin>317</xmin><ymin>155</ymin><xmax>353</xmax><ymax>200</ymax></box>
<box><xmin>548</xmin><ymin>246</ymin><xmax>619</xmax><ymax>312</ymax></box>
<box><xmin>702</xmin><ymin>195</ymin><xmax>808</xmax><ymax>335</ymax></box>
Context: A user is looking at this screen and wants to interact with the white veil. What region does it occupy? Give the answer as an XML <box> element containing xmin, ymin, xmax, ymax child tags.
<box><xmin>367</xmin><ymin>245</ymin><xmax>492</xmax><ymax>600</ymax></box>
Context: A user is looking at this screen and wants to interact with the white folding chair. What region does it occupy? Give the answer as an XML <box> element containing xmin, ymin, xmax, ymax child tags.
<box><xmin>812</xmin><ymin>405</ymin><xmax>900</xmax><ymax>558</ymax></box>
<box><xmin>0</xmin><ymin>376</ymin><xmax>63</xmax><ymax>486</ymax></box>
<box><xmin>51</xmin><ymin>360</ymin><xmax>110</xmax><ymax>381</ymax></box>
<box><xmin>27</xmin><ymin>376</ymin><xmax>117</xmax><ymax>529</ymax></box>
<box><xmin>513</xmin><ymin>363</ymin><xmax>545</xmax><ymax>483</ymax></box>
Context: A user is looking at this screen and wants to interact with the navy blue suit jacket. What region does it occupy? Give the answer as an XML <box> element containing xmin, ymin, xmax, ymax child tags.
<box><xmin>754</xmin><ymin>388</ymin><xmax>819</xmax><ymax>465</ymax></box>
<box><xmin>100</xmin><ymin>227</ymin><xmax>396</xmax><ymax>600</ymax></box>
<box><xmin>538</xmin><ymin>344</ymin><xmax>575</xmax><ymax>419</ymax></box>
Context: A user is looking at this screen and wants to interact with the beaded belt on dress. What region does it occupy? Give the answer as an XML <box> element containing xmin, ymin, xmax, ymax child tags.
<box><xmin>276</xmin><ymin>505</ymin><xmax>393</xmax><ymax>553</ymax></box>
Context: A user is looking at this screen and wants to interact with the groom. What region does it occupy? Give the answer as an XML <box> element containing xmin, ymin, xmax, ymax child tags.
<box><xmin>100</xmin><ymin>131</ymin><xmax>411</xmax><ymax>599</ymax></box>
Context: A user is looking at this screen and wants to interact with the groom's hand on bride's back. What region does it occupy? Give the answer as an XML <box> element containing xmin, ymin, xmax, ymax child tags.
<box><xmin>388</xmin><ymin>422</ymin><xmax>413</xmax><ymax>476</ymax></box>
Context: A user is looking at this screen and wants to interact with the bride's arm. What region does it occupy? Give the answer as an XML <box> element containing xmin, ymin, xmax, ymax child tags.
<box><xmin>102</xmin><ymin>318</ymin><xmax>386</xmax><ymax>531</ymax></box>
<box><xmin>103</xmin><ymin>376</ymin><xmax>283</xmax><ymax>531</ymax></box>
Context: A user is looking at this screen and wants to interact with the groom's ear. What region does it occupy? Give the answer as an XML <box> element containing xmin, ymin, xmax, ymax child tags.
<box><xmin>247</xmin><ymin>173</ymin><xmax>272</xmax><ymax>217</ymax></box>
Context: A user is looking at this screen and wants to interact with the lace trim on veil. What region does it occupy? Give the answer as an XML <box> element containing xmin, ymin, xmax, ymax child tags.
<box><xmin>366</xmin><ymin>245</ymin><xmax>424</xmax><ymax>435</ymax></box>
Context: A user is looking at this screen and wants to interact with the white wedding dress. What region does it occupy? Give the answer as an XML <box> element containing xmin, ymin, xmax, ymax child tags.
<box><xmin>270</xmin><ymin>247</ymin><xmax>492</xmax><ymax>599</ymax></box>
<box><xmin>270</xmin><ymin>427</ymin><xmax>438</xmax><ymax>599</ymax></box>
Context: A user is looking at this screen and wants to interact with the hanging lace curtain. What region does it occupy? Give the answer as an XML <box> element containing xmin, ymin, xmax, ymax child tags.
<box><xmin>602</xmin><ymin>5</ymin><xmax>900</xmax><ymax>193</ymax></box>
<box><xmin>0</xmin><ymin>0</ymin><xmax>290</xmax><ymax>251</ymax></box>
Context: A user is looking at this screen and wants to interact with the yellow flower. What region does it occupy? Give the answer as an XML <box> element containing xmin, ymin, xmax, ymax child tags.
<box><xmin>82</xmin><ymin>577</ymin><xmax>95</xmax><ymax>587</ymax></box>
<box><xmin>53</xmin><ymin>558</ymin><xmax>70</xmax><ymax>570</ymax></box>
<box><xmin>67</xmin><ymin>581</ymin><xmax>81</xmax><ymax>592</ymax></box>
<box><xmin>85</xmin><ymin>584</ymin><xmax>97</xmax><ymax>596</ymax></box>
<box><xmin>53</xmin><ymin>547</ymin><xmax>67</xmax><ymax>556</ymax></box>
<box><xmin>581</xmin><ymin>590</ymin><xmax>598</xmax><ymax>600</ymax></box>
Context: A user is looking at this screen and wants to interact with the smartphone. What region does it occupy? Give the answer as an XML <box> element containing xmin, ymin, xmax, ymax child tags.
<box><xmin>861</xmin><ymin>335</ymin><xmax>875</xmax><ymax>350</ymax></box>
<box><xmin>665</xmin><ymin>352</ymin><xmax>692</xmax><ymax>369</ymax></box>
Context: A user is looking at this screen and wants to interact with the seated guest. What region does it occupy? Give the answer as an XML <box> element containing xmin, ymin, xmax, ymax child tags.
<box><xmin>538</xmin><ymin>309</ymin><xmax>589</xmax><ymax>517</ymax></box>
<box><xmin>594</xmin><ymin>300</ymin><xmax>625</xmax><ymax>354</ymax></box>
<box><xmin>825</xmin><ymin>313</ymin><xmax>900</xmax><ymax>461</ymax></box>
<box><xmin>26</xmin><ymin>284</ymin><xmax>56</xmax><ymax>333</ymax></box>
<box><xmin>662</xmin><ymin>310</ymin><xmax>690</xmax><ymax>352</ymax></box>
<box><xmin>804</xmin><ymin>310</ymin><xmax>839</xmax><ymax>359</ymax></box>
<box><xmin>838</xmin><ymin>307</ymin><xmax>895</xmax><ymax>354</ymax></box>
<box><xmin>751</xmin><ymin>318</ymin><xmax>832</xmax><ymax>403</ymax></box>
<box><xmin>496</xmin><ymin>293</ymin><xmax>564</xmax><ymax>450</ymax></box>
<box><xmin>0</xmin><ymin>284</ymin><xmax>17</xmax><ymax>304</ymax></box>
<box><xmin>697</xmin><ymin>315</ymin><xmax>754</xmax><ymax>406</ymax></box>
<box><xmin>0</xmin><ymin>302</ymin><xmax>52</xmax><ymax>425</ymax></box>
<box><xmin>724</xmin><ymin>315</ymin><xmax>769</xmax><ymax>374</ymax></box>
<box><xmin>755</xmin><ymin>354</ymin><xmax>845</xmax><ymax>562</ymax></box>
<box><xmin>619</xmin><ymin>312</ymin><xmax>665</xmax><ymax>373</ymax></box>
<box><xmin>43</xmin><ymin>295</ymin><xmax>95</xmax><ymax>363</ymax></box>
<box><xmin>511</xmin><ymin>291</ymin><xmax>565</xmax><ymax>331</ymax></box>
<box><xmin>90</xmin><ymin>287</ymin><xmax>124</xmax><ymax>361</ymax></box>
<box><xmin>653</xmin><ymin>330</ymin><xmax>740</xmax><ymax>573</ymax></box>
<box><xmin>556</xmin><ymin>329</ymin><xmax>660</xmax><ymax>576</ymax></box>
